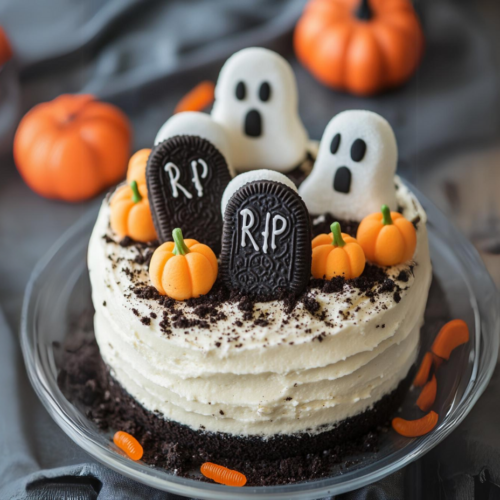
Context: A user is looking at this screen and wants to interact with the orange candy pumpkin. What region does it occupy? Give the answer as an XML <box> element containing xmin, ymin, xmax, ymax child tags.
<box><xmin>294</xmin><ymin>0</ymin><xmax>424</xmax><ymax>96</ymax></box>
<box><xmin>110</xmin><ymin>181</ymin><xmax>157</xmax><ymax>243</ymax></box>
<box><xmin>357</xmin><ymin>205</ymin><xmax>417</xmax><ymax>266</ymax></box>
<box><xmin>149</xmin><ymin>228</ymin><xmax>218</xmax><ymax>301</ymax></box>
<box><xmin>14</xmin><ymin>94</ymin><xmax>131</xmax><ymax>202</ymax></box>
<box><xmin>126</xmin><ymin>148</ymin><xmax>151</xmax><ymax>186</ymax></box>
<box><xmin>311</xmin><ymin>222</ymin><xmax>365</xmax><ymax>279</ymax></box>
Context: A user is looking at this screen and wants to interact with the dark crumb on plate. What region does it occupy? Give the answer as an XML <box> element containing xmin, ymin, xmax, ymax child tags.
<box><xmin>57</xmin><ymin>312</ymin><xmax>412</xmax><ymax>486</ymax></box>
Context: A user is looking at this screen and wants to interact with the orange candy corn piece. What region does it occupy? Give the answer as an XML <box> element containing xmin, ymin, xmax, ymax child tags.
<box><xmin>392</xmin><ymin>411</ymin><xmax>439</xmax><ymax>437</ymax></box>
<box><xmin>113</xmin><ymin>431</ymin><xmax>143</xmax><ymax>461</ymax></box>
<box><xmin>174</xmin><ymin>81</ymin><xmax>215</xmax><ymax>114</ymax></box>
<box><xmin>201</xmin><ymin>462</ymin><xmax>247</xmax><ymax>487</ymax></box>
<box><xmin>416</xmin><ymin>374</ymin><xmax>437</xmax><ymax>412</ymax></box>
<box><xmin>413</xmin><ymin>352</ymin><xmax>433</xmax><ymax>387</ymax></box>
<box><xmin>432</xmin><ymin>319</ymin><xmax>469</xmax><ymax>360</ymax></box>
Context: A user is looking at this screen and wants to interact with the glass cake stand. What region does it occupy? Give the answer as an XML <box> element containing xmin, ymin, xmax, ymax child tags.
<box><xmin>21</xmin><ymin>181</ymin><xmax>499</xmax><ymax>500</ymax></box>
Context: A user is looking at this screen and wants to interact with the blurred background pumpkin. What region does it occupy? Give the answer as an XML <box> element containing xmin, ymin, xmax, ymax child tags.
<box><xmin>294</xmin><ymin>0</ymin><xmax>425</xmax><ymax>95</ymax></box>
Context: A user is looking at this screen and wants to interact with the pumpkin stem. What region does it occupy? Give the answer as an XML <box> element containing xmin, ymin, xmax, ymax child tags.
<box><xmin>331</xmin><ymin>222</ymin><xmax>346</xmax><ymax>247</ymax></box>
<box><xmin>130</xmin><ymin>181</ymin><xmax>142</xmax><ymax>204</ymax></box>
<box><xmin>172</xmin><ymin>228</ymin><xmax>190</xmax><ymax>256</ymax></box>
<box><xmin>356</xmin><ymin>0</ymin><xmax>372</xmax><ymax>20</ymax></box>
<box><xmin>381</xmin><ymin>205</ymin><xmax>393</xmax><ymax>226</ymax></box>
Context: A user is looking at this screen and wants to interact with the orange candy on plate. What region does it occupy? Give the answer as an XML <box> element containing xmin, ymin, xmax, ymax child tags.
<box><xmin>126</xmin><ymin>148</ymin><xmax>151</xmax><ymax>187</ymax></box>
<box><xmin>201</xmin><ymin>462</ymin><xmax>247</xmax><ymax>487</ymax></box>
<box><xmin>357</xmin><ymin>205</ymin><xmax>417</xmax><ymax>267</ymax></box>
<box><xmin>110</xmin><ymin>181</ymin><xmax>157</xmax><ymax>243</ymax></box>
<box><xmin>113</xmin><ymin>431</ymin><xmax>143</xmax><ymax>461</ymax></box>
<box><xmin>432</xmin><ymin>319</ymin><xmax>469</xmax><ymax>360</ymax></box>
<box><xmin>149</xmin><ymin>228</ymin><xmax>218</xmax><ymax>301</ymax></box>
<box><xmin>311</xmin><ymin>222</ymin><xmax>365</xmax><ymax>280</ymax></box>
<box><xmin>174</xmin><ymin>81</ymin><xmax>215</xmax><ymax>114</ymax></box>
<box><xmin>392</xmin><ymin>411</ymin><xmax>439</xmax><ymax>437</ymax></box>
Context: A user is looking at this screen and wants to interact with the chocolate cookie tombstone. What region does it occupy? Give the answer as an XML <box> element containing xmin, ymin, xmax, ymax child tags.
<box><xmin>220</xmin><ymin>177</ymin><xmax>311</xmax><ymax>298</ymax></box>
<box><xmin>146</xmin><ymin>135</ymin><xmax>231</xmax><ymax>254</ymax></box>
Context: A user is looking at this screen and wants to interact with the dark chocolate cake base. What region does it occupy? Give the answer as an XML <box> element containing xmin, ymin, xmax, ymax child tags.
<box><xmin>57</xmin><ymin>311</ymin><xmax>414</xmax><ymax>485</ymax></box>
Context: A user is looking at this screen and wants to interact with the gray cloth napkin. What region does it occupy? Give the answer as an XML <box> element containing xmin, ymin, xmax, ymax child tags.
<box><xmin>0</xmin><ymin>0</ymin><xmax>499</xmax><ymax>498</ymax></box>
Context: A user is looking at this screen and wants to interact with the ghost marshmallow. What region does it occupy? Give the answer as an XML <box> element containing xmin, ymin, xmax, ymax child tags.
<box><xmin>299</xmin><ymin>110</ymin><xmax>398</xmax><ymax>221</ymax></box>
<box><xmin>155</xmin><ymin>111</ymin><xmax>234</xmax><ymax>176</ymax></box>
<box><xmin>211</xmin><ymin>47</ymin><xmax>308</xmax><ymax>174</ymax></box>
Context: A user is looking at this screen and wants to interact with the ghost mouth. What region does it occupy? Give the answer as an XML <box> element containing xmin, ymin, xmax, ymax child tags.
<box><xmin>333</xmin><ymin>166</ymin><xmax>351</xmax><ymax>193</ymax></box>
<box><xmin>244</xmin><ymin>109</ymin><xmax>262</xmax><ymax>138</ymax></box>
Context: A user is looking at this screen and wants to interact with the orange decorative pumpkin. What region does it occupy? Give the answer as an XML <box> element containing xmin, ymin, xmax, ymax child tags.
<box><xmin>126</xmin><ymin>148</ymin><xmax>151</xmax><ymax>186</ymax></box>
<box><xmin>110</xmin><ymin>181</ymin><xmax>157</xmax><ymax>243</ymax></box>
<box><xmin>149</xmin><ymin>228</ymin><xmax>218</xmax><ymax>301</ymax></box>
<box><xmin>14</xmin><ymin>94</ymin><xmax>131</xmax><ymax>202</ymax></box>
<box><xmin>311</xmin><ymin>222</ymin><xmax>365</xmax><ymax>279</ymax></box>
<box><xmin>0</xmin><ymin>27</ymin><xmax>13</xmax><ymax>66</ymax></box>
<box><xmin>294</xmin><ymin>0</ymin><xmax>425</xmax><ymax>96</ymax></box>
<box><xmin>357</xmin><ymin>205</ymin><xmax>417</xmax><ymax>266</ymax></box>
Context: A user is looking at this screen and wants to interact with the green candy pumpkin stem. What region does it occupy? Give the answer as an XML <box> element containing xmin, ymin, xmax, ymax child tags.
<box><xmin>356</xmin><ymin>0</ymin><xmax>372</xmax><ymax>21</ymax></box>
<box><xmin>381</xmin><ymin>205</ymin><xmax>393</xmax><ymax>226</ymax></box>
<box><xmin>130</xmin><ymin>181</ymin><xmax>142</xmax><ymax>204</ymax></box>
<box><xmin>331</xmin><ymin>222</ymin><xmax>346</xmax><ymax>247</ymax></box>
<box><xmin>172</xmin><ymin>228</ymin><xmax>190</xmax><ymax>256</ymax></box>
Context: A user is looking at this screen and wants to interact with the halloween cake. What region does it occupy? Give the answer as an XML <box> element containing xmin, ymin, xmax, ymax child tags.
<box><xmin>82</xmin><ymin>47</ymin><xmax>431</xmax><ymax>480</ymax></box>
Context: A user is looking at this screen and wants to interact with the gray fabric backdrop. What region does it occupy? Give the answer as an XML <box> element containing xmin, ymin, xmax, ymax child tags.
<box><xmin>0</xmin><ymin>0</ymin><xmax>499</xmax><ymax>498</ymax></box>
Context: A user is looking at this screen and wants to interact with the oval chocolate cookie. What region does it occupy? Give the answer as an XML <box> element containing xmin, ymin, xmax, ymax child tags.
<box><xmin>146</xmin><ymin>135</ymin><xmax>231</xmax><ymax>254</ymax></box>
<box><xmin>220</xmin><ymin>180</ymin><xmax>312</xmax><ymax>298</ymax></box>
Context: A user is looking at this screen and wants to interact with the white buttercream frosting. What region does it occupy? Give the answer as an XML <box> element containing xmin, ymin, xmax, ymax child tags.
<box><xmin>88</xmin><ymin>177</ymin><xmax>431</xmax><ymax>437</ymax></box>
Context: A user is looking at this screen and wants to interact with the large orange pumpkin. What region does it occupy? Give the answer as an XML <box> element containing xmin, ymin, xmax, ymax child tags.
<box><xmin>294</xmin><ymin>0</ymin><xmax>424</xmax><ymax>96</ymax></box>
<box><xmin>14</xmin><ymin>94</ymin><xmax>131</xmax><ymax>202</ymax></box>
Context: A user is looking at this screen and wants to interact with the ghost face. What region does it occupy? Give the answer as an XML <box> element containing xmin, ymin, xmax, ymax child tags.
<box><xmin>212</xmin><ymin>47</ymin><xmax>308</xmax><ymax>173</ymax></box>
<box><xmin>299</xmin><ymin>110</ymin><xmax>398</xmax><ymax>221</ymax></box>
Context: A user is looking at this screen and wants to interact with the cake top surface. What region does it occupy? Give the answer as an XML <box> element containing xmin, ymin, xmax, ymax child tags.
<box><xmin>92</xmin><ymin>177</ymin><xmax>425</xmax><ymax>358</ymax></box>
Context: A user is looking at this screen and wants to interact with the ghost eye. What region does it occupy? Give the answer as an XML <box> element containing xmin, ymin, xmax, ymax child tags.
<box><xmin>330</xmin><ymin>133</ymin><xmax>341</xmax><ymax>154</ymax></box>
<box><xmin>235</xmin><ymin>81</ymin><xmax>246</xmax><ymax>100</ymax></box>
<box><xmin>351</xmin><ymin>139</ymin><xmax>366</xmax><ymax>162</ymax></box>
<box><xmin>259</xmin><ymin>82</ymin><xmax>271</xmax><ymax>102</ymax></box>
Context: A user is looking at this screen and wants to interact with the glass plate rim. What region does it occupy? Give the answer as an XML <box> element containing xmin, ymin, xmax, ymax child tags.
<box><xmin>20</xmin><ymin>180</ymin><xmax>499</xmax><ymax>499</ymax></box>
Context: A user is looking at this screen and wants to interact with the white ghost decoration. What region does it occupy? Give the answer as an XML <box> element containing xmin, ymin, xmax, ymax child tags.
<box><xmin>221</xmin><ymin>169</ymin><xmax>298</xmax><ymax>217</ymax></box>
<box><xmin>211</xmin><ymin>47</ymin><xmax>308</xmax><ymax>174</ymax></box>
<box><xmin>154</xmin><ymin>111</ymin><xmax>234</xmax><ymax>176</ymax></box>
<box><xmin>299</xmin><ymin>110</ymin><xmax>398</xmax><ymax>221</ymax></box>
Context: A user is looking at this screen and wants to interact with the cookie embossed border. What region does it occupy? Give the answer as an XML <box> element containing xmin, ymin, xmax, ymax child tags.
<box><xmin>220</xmin><ymin>180</ymin><xmax>312</xmax><ymax>298</ymax></box>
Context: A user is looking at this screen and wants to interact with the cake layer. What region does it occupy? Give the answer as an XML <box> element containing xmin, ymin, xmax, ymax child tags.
<box><xmin>88</xmin><ymin>177</ymin><xmax>432</xmax><ymax>437</ymax></box>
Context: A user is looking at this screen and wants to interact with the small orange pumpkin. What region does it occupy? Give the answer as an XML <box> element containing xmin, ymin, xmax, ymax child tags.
<box><xmin>311</xmin><ymin>222</ymin><xmax>365</xmax><ymax>279</ymax></box>
<box><xmin>357</xmin><ymin>205</ymin><xmax>417</xmax><ymax>266</ymax></box>
<box><xmin>14</xmin><ymin>94</ymin><xmax>131</xmax><ymax>202</ymax></box>
<box><xmin>126</xmin><ymin>149</ymin><xmax>151</xmax><ymax>186</ymax></box>
<box><xmin>294</xmin><ymin>0</ymin><xmax>424</xmax><ymax>96</ymax></box>
<box><xmin>149</xmin><ymin>228</ymin><xmax>218</xmax><ymax>301</ymax></box>
<box><xmin>0</xmin><ymin>27</ymin><xmax>13</xmax><ymax>66</ymax></box>
<box><xmin>110</xmin><ymin>181</ymin><xmax>157</xmax><ymax>243</ymax></box>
